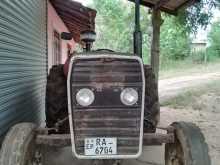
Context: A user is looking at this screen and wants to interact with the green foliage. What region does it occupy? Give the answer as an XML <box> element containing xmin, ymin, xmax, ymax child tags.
<box><xmin>91</xmin><ymin>0</ymin><xmax>151</xmax><ymax>63</ymax></box>
<box><xmin>160</xmin><ymin>59</ymin><xmax>220</xmax><ymax>79</ymax></box>
<box><xmin>207</xmin><ymin>21</ymin><xmax>220</xmax><ymax>57</ymax></box>
<box><xmin>89</xmin><ymin>0</ymin><xmax>219</xmax><ymax>65</ymax></box>
<box><xmin>160</xmin><ymin>16</ymin><xmax>191</xmax><ymax>63</ymax></box>
<box><xmin>91</xmin><ymin>0</ymin><xmax>133</xmax><ymax>52</ymax></box>
<box><xmin>177</xmin><ymin>0</ymin><xmax>220</xmax><ymax>34</ymax></box>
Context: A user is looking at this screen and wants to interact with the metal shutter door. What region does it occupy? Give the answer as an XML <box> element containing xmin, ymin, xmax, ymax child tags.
<box><xmin>0</xmin><ymin>0</ymin><xmax>47</xmax><ymax>141</ymax></box>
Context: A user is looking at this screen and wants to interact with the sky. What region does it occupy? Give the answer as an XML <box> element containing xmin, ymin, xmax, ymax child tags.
<box><xmin>195</xmin><ymin>9</ymin><xmax>220</xmax><ymax>42</ymax></box>
<box><xmin>74</xmin><ymin>0</ymin><xmax>127</xmax><ymax>6</ymax></box>
<box><xmin>74</xmin><ymin>0</ymin><xmax>92</xmax><ymax>6</ymax></box>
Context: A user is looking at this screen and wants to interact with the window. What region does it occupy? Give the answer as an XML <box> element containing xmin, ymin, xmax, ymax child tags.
<box><xmin>53</xmin><ymin>30</ymin><xmax>61</xmax><ymax>65</ymax></box>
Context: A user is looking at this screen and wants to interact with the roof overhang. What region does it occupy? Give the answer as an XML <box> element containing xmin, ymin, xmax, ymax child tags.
<box><xmin>50</xmin><ymin>0</ymin><xmax>96</xmax><ymax>43</ymax></box>
<box><xmin>129</xmin><ymin>0</ymin><xmax>200</xmax><ymax>15</ymax></box>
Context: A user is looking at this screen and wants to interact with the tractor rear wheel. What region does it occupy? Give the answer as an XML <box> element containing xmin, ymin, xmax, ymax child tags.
<box><xmin>0</xmin><ymin>123</ymin><xmax>39</xmax><ymax>165</ymax></box>
<box><xmin>165</xmin><ymin>122</ymin><xmax>211</xmax><ymax>165</ymax></box>
<box><xmin>46</xmin><ymin>65</ymin><xmax>69</xmax><ymax>133</ymax></box>
<box><xmin>144</xmin><ymin>65</ymin><xmax>160</xmax><ymax>133</ymax></box>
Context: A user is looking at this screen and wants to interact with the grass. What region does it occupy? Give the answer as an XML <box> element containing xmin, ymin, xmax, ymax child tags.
<box><xmin>161</xmin><ymin>80</ymin><xmax>220</xmax><ymax>109</ymax></box>
<box><xmin>159</xmin><ymin>59</ymin><xmax>220</xmax><ymax>79</ymax></box>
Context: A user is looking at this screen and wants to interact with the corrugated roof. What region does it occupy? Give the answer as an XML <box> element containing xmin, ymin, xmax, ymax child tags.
<box><xmin>50</xmin><ymin>0</ymin><xmax>96</xmax><ymax>43</ymax></box>
<box><xmin>129</xmin><ymin>0</ymin><xmax>199</xmax><ymax>15</ymax></box>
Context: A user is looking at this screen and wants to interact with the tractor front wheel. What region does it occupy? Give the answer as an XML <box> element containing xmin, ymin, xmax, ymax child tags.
<box><xmin>165</xmin><ymin>122</ymin><xmax>211</xmax><ymax>165</ymax></box>
<box><xmin>0</xmin><ymin>123</ymin><xmax>41</xmax><ymax>165</ymax></box>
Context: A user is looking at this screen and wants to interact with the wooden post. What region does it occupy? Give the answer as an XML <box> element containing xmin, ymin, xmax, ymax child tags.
<box><xmin>151</xmin><ymin>9</ymin><xmax>162</xmax><ymax>82</ymax></box>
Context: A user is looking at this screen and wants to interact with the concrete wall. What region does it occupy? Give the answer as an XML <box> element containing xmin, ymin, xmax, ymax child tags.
<box><xmin>47</xmin><ymin>2</ymin><xmax>75</xmax><ymax>72</ymax></box>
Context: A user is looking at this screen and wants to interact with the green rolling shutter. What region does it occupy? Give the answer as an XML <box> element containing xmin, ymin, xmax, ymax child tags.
<box><xmin>0</xmin><ymin>0</ymin><xmax>47</xmax><ymax>141</ymax></box>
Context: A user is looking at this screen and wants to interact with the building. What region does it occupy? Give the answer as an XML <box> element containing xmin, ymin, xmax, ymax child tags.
<box><xmin>48</xmin><ymin>0</ymin><xmax>96</xmax><ymax>70</ymax></box>
<box><xmin>0</xmin><ymin>0</ymin><xmax>96</xmax><ymax>141</ymax></box>
<box><xmin>48</xmin><ymin>1</ymin><xmax>75</xmax><ymax>70</ymax></box>
<box><xmin>191</xmin><ymin>40</ymin><xmax>207</xmax><ymax>53</ymax></box>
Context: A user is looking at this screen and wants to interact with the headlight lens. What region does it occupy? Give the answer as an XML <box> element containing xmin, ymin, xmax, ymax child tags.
<box><xmin>76</xmin><ymin>88</ymin><xmax>95</xmax><ymax>107</ymax></box>
<box><xmin>120</xmin><ymin>88</ymin><xmax>138</xmax><ymax>106</ymax></box>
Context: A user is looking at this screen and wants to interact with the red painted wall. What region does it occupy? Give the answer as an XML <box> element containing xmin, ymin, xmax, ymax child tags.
<box><xmin>47</xmin><ymin>1</ymin><xmax>75</xmax><ymax>72</ymax></box>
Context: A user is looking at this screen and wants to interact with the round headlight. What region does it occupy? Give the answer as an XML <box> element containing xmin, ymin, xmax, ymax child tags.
<box><xmin>76</xmin><ymin>88</ymin><xmax>95</xmax><ymax>107</ymax></box>
<box><xmin>120</xmin><ymin>88</ymin><xmax>138</xmax><ymax>106</ymax></box>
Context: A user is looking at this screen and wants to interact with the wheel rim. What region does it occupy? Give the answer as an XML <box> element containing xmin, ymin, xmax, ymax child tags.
<box><xmin>166</xmin><ymin>139</ymin><xmax>184</xmax><ymax>165</ymax></box>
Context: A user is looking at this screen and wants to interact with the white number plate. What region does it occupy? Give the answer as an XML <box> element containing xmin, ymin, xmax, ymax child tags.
<box><xmin>85</xmin><ymin>138</ymin><xmax>117</xmax><ymax>156</ymax></box>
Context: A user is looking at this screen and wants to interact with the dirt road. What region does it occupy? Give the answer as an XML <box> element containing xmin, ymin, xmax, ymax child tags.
<box><xmin>159</xmin><ymin>72</ymin><xmax>220</xmax><ymax>102</ymax></box>
<box><xmin>44</xmin><ymin>72</ymin><xmax>220</xmax><ymax>165</ymax></box>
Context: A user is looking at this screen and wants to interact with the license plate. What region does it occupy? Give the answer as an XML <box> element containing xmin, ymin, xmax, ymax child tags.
<box><xmin>85</xmin><ymin>138</ymin><xmax>117</xmax><ymax>156</ymax></box>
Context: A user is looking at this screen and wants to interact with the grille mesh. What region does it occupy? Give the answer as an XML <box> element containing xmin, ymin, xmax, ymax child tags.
<box><xmin>70</xmin><ymin>57</ymin><xmax>143</xmax><ymax>156</ymax></box>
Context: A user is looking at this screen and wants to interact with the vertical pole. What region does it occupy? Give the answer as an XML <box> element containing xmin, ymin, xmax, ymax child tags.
<box><xmin>134</xmin><ymin>0</ymin><xmax>142</xmax><ymax>58</ymax></box>
<box><xmin>151</xmin><ymin>9</ymin><xmax>162</xmax><ymax>82</ymax></box>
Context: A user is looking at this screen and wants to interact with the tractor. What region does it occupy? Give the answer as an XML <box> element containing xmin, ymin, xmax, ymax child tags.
<box><xmin>0</xmin><ymin>0</ymin><xmax>211</xmax><ymax>165</ymax></box>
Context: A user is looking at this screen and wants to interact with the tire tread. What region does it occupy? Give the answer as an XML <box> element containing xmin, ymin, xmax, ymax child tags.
<box><xmin>0</xmin><ymin>123</ymin><xmax>36</xmax><ymax>165</ymax></box>
<box><xmin>165</xmin><ymin>122</ymin><xmax>211</xmax><ymax>165</ymax></box>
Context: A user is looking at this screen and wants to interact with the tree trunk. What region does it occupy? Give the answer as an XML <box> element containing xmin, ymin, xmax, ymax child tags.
<box><xmin>151</xmin><ymin>9</ymin><xmax>162</xmax><ymax>82</ymax></box>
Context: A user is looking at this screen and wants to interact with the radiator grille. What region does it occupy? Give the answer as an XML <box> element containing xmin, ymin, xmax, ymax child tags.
<box><xmin>69</xmin><ymin>56</ymin><xmax>144</xmax><ymax>157</ymax></box>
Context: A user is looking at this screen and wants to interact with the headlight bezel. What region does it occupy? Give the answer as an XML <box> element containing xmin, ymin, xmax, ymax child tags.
<box><xmin>120</xmin><ymin>88</ymin><xmax>139</xmax><ymax>106</ymax></box>
<box><xmin>76</xmin><ymin>88</ymin><xmax>95</xmax><ymax>107</ymax></box>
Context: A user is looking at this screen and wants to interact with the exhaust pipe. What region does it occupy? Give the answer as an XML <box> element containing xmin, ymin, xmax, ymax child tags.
<box><xmin>133</xmin><ymin>0</ymin><xmax>142</xmax><ymax>58</ymax></box>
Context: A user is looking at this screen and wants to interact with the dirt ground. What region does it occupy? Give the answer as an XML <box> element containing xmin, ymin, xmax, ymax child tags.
<box><xmin>160</xmin><ymin>106</ymin><xmax>220</xmax><ymax>165</ymax></box>
<box><xmin>158</xmin><ymin>72</ymin><xmax>220</xmax><ymax>165</ymax></box>
<box><xmin>159</xmin><ymin>72</ymin><xmax>220</xmax><ymax>102</ymax></box>
<box><xmin>43</xmin><ymin>72</ymin><xmax>220</xmax><ymax>165</ymax></box>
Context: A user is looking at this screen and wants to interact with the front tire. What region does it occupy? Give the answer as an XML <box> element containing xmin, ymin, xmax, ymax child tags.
<box><xmin>0</xmin><ymin>123</ymin><xmax>38</xmax><ymax>165</ymax></box>
<box><xmin>46</xmin><ymin>65</ymin><xmax>69</xmax><ymax>133</ymax></box>
<box><xmin>144</xmin><ymin>65</ymin><xmax>160</xmax><ymax>133</ymax></box>
<box><xmin>165</xmin><ymin>122</ymin><xmax>211</xmax><ymax>165</ymax></box>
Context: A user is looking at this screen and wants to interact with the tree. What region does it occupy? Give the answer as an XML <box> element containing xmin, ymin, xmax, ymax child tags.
<box><xmin>207</xmin><ymin>20</ymin><xmax>220</xmax><ymax>57</ymax></box>
<box><xmin>150</xmin><ymin>0</ymin><xmax>220</xmax><ymax>79</ymax></box>
<box><xmin>90</xmin><ymin>0</ymin><xmax>151</xmax><ymax>63</ymax></box>
<box><xmin>160</xmin><ymin>16</ymin><xmax>191</xmax><ymax>61</ymax></box>
<box><xmin>88</xmin><ymin>0</ymin><xmax>219</xmax><ymax>82</ymax></box>
<box><xmin>89</xmin><ymin>0</ymin><xmax>220</xmax><ymax>62</ymax></box>
<box><xmin>176</xmin><ymin>0</ymin><xmax>220</xmax><ymax>34</ymax></box>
